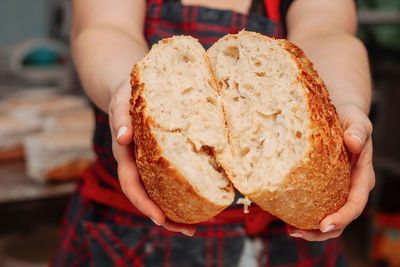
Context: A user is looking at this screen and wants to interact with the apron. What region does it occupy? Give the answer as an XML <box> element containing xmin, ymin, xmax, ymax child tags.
<box><xmin>50</xmin><ymin>0</ymin><xmax>347</xmax><ymax>266</ymax></box>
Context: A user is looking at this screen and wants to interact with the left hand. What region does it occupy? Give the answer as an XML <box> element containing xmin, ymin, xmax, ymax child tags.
<box><xmin>109</xmin><ymin>80</ymin><xmax>196</xmax><ymax>236</ymax></box>
<box><xmin>288</xmin><ymin>102</ymin><xmax>375</xmax><ymax>241</ymax></box>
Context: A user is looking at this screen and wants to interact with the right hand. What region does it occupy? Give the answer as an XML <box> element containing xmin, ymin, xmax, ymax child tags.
<box><xmin>108</xmin><ymin>80</ymin><xmax>196</xmax><ymax>236</ymax></box>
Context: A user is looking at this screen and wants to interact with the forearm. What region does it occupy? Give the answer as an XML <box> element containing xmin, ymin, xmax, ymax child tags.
<box><xmin>71</xmin><ymin>26</ymin><xmax>148</xmax><ymax>112</ymax></box>
<box><xmin>288</xmin><ymin>33</ymin><xmax>371</xmax><ymax>115</ymax></box>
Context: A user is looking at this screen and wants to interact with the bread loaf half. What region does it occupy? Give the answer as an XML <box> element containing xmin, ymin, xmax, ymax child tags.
<box><xmin>130</xmin><ymin>36</ymin><xmax>235</xmax><ymax>224</ymax></box>
<box><xmin>130</xmin><ymin>32</ymin><xmax>351</xmax><ymax>229</ymax></box>
<box><xmin>208</xmin><ymin>31</ymin><xmax>350</xmax><ymax>229</ymax></box>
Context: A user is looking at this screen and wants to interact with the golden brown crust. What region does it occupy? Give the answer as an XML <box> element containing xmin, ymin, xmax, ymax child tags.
<box><xmin>129</xmin><ymin>33</ymin><xmax>350</xmax><ymax>228</ymax></box>
<box><xmin>130</xmin><ymin>60</ymin><xmax>232</xmax><ymax>224</ymax></box>
<box><xmin>46</xmin><ymin>159</ymin><xmax>92</xmax><ymax>181</ymax></box>
<box><xmin>247</xmin><ymin>37</ymin><xmax>350</xmax><ymax>229</ymax></box>
<box><xmin>0</xmin><ymin>146</ymin><xmax>24</xmax><ymax>162</ymax></box>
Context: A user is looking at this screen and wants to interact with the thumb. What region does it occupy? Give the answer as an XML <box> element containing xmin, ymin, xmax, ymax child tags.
<box><xmin>109</xmin><ymin>83</ymin><xmax>134</xmax><ymax>146</ymax></box>
<box><xmin>343</xmin><ymin>113</ymin><xmax>372</xmax><ymax>154</ymax></box>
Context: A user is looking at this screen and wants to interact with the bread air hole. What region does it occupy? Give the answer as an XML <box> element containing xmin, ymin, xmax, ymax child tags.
<box><xmin>223</xmin><ymin>46</ymin><xmax>239</xmax><ymax>60</ymax></box>
<box><xmin>256</xmin><ymin>110</ymin><xmax>281</xmax><ymax>120</ymax></box>
<box><xmin>206</xmin><ymin>96</ymin><xmax>217</xmax><ymax>107</ymax></box>
<box><xmin>182</xmin><ymin>87</ymin><xmax>194</xmax><ymax>95</ymax></box>
<box><xmin>243</xmin><ymin>84</ymin><xmax>253</xmax><ymax>90</ymax></box>
<box><xmin>240</xmin><ymin>147</ymin><xmax>250</xmax><ymax>157</ymax></box>
<box><xmin>223</xmin><ymin>78</ymin><xmax>229</xmax><ymax>88</ymax></box>
<box><xmin>181</xmin><ymin>53</ymin><xmax>195</xmax><ymax>63</ymax></box>
<box><xmin>200</xmin><ymin>145</ymin><xmax>229</xmax><ymax>178</ymax></box>
<box><xmin>256</xmin><ymin>72</ymin><xmax>265</xmax><ymax>77</ymax></box>
<box><xmin>233</xmin><ymin>81</ymin><xmax>240</xmax><ymax>92</ymax></box>
<box><xmin>207</xmin><ymin>79</ymin><xmax>215</xmax><ymax>89</ymax></box>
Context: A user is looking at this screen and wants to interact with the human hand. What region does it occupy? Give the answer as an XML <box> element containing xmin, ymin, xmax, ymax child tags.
<box><xmin>108</xmin><ymin>80</ymin><xmax>196</xmax><ymax>236</ymax></box>
<box><xmin>288</xmin><ymin>102</ymin><xmax>375</xmax><ymax>241</ymax></box>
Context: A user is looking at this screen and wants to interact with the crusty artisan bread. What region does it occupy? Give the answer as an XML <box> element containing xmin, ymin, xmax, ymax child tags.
<box><xmin>130</xmin><ymin>36</ymin><xmax>235</xmax><ymax>224</ymax></box>
<box><xmin>208</xmin><ymin>31</ymin><xmax>350</xmax><ymax>229</ymax></box>
<box><xmin>130</xmin><ymin>32</ymin><xmax>350</xmax><ymax>229</ymax></box>
<box><xmin>24</xmin><ymin>131</ymin><xmax>94</xmax><ymax>182</ymax></box>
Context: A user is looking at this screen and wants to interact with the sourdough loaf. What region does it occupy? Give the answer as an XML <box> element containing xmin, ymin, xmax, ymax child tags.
<box><xmin>130</xmin><ymin>36</ymin><xmax>235</xmax><ymax>224</ymax></box>
<box><xmin>208</xmin><ymin>31</ymin><xmax>350</xmax><ymax>229</ymax></box>
<box><xmin>130</xmin><ymin>32</ymin><xmax>350</xmax><ymax>228</ymax></box>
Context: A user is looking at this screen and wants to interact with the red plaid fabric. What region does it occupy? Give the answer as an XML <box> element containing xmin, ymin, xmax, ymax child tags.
<box><xmin>80</xmin><ymin>160</ymin><xmax>277</xmax><ymax>235</ymax></box>
<box><xmin>51</xmin><ymin>183</ymin><xmax>346</xmax><ymax>267</ymax></box>
<box><xmin>51</xmin><ymin>0</ymin><xmax>348</xmax><ymax>266</ymax></box>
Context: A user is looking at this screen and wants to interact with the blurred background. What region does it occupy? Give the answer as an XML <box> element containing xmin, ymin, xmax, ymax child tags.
<box><xmin>0</xmin><ymin>0</ymin><xmax>399</xmax><ymax>266</ymax></box>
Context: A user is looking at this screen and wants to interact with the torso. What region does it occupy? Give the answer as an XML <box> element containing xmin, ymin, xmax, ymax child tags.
<box><xmin>91</xmin><ymin>0</ymin><xmax>290</xmax><ymax>208</ymax></box>
<box><xmin>181</xmin><ymin>0</ymin><xmax>253</xmax><ymax>14</ymax></box>
<box><xmin>51</xmin><ymin>2</ymin><xmax>347</xmax><ymax>266</ymax></box>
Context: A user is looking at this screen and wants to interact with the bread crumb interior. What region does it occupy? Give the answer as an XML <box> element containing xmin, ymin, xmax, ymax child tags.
<box><xmin>208</xmin><ymin>32</ymin><xmax>310</xmax><ymax>194</ymax></box>
<box><xmin>138</xmin><ymin>36</ymin><xmax>234</xmax><ymax>205</ymax></box>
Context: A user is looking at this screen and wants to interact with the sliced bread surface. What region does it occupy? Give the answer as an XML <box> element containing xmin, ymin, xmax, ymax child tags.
<box><xmin>208</xmin><ymin>31</ymin><xmax>351</xmax><ymax>229</ymax></box>
<box><xmin>130</xmin><ymin>36</ymin><xmax>235</xmax><ymax>224</ymax></box>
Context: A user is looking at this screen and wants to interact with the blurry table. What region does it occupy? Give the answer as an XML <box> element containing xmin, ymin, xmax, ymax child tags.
<box><xmin>0</xmin><ymin>161</ymin><xmax>75</xmax><ymax>204</ymax></box>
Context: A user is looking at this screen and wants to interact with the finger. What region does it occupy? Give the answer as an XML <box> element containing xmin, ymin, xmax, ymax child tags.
<box><xmin>112</xmin><ymin>130</ymin><xmax>165</xmax><ymax>224</ymax></box>
<box><xmin>116</xmin><ymin>145</ymin><xmax>166</xmax><ymax>226</ymax></box>
<box><xmin>109</xmin><ymin>85</ymin><xmax>134</xmax><ymax>146</ymax></box>
<box><xmin>343</xmin><ymin>116</ymin><xmax>372</xmax><ymax>154</ymax></box>
<box><xmin>162</xmin><ymin>220</ymin><xmax>196</xmax><ymax>236</ymax></box>
<box><xmin>288</xmin><ymin>227</ymin><xmax>344</xmax><ymax>241</ymax></box>
<box><xmin>319</xmin><ymin>141</ymin><xmax>375</xmax><ymax>232</ymax></box>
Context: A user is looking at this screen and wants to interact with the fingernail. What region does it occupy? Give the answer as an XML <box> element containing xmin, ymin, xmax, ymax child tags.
<box><xmin>151</xmin><ymin>218</ymin><xmax>160</xmax><ymax>226</ymax></box>
<box><xmin>181</xmin><ymin>230</ymin><xmax>194</xmax><ymax>237</ymax></box>
<box><xmin>289</xmin><ymin>232</ymin><xmax>303</xmax><ymax>238</ymax></box>
<box><xmin>351</xmin><ymin>134</ymin><xmax>362</xmax><ymax>146</ymax></box>
<box><xmin>117</xmin><ymin>126</ymin><xmax>128</xmax><ymax>140</ymax></box>
<box><xmin>322</xmin><ymin>225</ymin><xmax>335</xmax><ymax>233</ymax></box>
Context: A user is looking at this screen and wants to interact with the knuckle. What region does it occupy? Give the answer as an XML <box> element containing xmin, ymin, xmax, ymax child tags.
<box><xmin>369</xmin><ymin>175</ymin><xmax>376</xmax><ymax>191</ymax></box>
<box><xmin>116</xmin><ymin>87</ymin><xmax>127</xmax><ymax>99</ymax></box>
<box><xmin>111</xmin><ymin>146</ymin><xmax>117</xmax><ymax>160</ymax></box>
<box><xmin>365</xmin><ymin>119</ymin><xmax>373</xmax><ymax>135</ymax></box>
<box><xmin>121</xmin><ymin>186</ymin><xmax>128</xmax><ymax>197</ymax></box>
<box><xmin>353</xmin><ymin>206</ymin><xmax>364</xmax><ymax>220</ymax></box>
<box><xmin>331</xmin><ymin>231</ymin><xmax>343</xmax><ymax>239</ymax></box>
<box><xmin>120</xmin><ymin>180</ymin><xmax>129</xmax><ymax>196</ymax></box>
<box><xmin>336</xmin><ymin>207</ymin><xmax>351</xmax><ymax>220</ymax></box>
<box><xmin>108</xmin><ymin>97</ymin><xmax>116</xmax><ymax>116</ymax></box>
<box><xmin>348</xmin><ymin>199</ymin><xmax>364</xmax><ymax>218</ymax></box>
<box><xmin>335</xmin><ymin>205</ymin><xmax>358</xmax><ymax>226</ymax></box>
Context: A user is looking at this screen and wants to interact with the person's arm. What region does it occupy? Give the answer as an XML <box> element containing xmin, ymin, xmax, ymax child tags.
<box><xmin>286</xmin><ymin>0</ymin><xmax>375</xmax><ymax>241</ymax></box>
<box><xmin>71</xmin><ymin>0</ymin><xmax>148</xmax><ymax>111</ymax></box>
<box><xmin>70</xmin><ymin>0</ymin><xmax>196</xmax><ymax>236</ymax></box>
